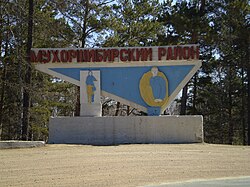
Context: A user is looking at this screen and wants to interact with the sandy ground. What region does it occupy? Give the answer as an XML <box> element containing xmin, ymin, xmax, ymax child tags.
<box><xmin>0</xmin><ymin>143</ymin><xmax>250</xmax><ymax>187</ymax></box>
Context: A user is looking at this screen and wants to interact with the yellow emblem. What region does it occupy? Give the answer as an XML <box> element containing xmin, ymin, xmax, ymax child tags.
<box><xmin>139</xmin><ymin>67</ymin><xmax>169</xmax><ymax>109</ymax></box>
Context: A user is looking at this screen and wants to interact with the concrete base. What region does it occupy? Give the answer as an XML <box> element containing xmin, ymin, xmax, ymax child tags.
<box><xmin>0</xmin><ymin>141</ymin><xmax>45</xmax><ymax>149</ymax></box>
<box><xmin>49</xmin><ymin>116</ymin><xmax>203</xmax><ymax>145</ymax></box>
<box><xmin>80</xmin><ymin>103</ymin><xmax>102</xmax><ymax>117</ymax></box>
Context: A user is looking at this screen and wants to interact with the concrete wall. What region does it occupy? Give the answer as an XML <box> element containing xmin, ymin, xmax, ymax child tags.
<box><xmin>0</xmin><ymin>141</ymin><xmax>45</xmax><ymax>149</ymax></box>
<box><xmin>49</xmin><ymin>116</ymin><xmax>203</xmax><ymax>145</ymax></box>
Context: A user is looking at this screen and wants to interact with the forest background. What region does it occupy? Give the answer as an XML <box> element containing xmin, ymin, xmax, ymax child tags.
<box><xmin>0</xmin><ymin>0</ymin><xmax>249</xmax><ymax>145</ymax></box>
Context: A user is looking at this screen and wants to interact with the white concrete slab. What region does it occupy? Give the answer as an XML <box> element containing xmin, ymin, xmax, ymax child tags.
<box><xmin>0</xmin><ymin>141</ymin><xmax>45</xmax><ymax>149</ymax></box>
<box><xmin>80</xmin><ymin>70</ymin><xmax>101</xmax><ymax>116</ymax></box>
<box><xmin>49</xmin><ymin>116</ymin><xmax>203</xmax><ymax>145</ymax></box>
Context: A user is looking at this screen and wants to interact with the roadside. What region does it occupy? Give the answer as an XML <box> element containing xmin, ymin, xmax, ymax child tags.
<box><xmin>0</xmin><ymin>143</ymin><xmax>250</xmax><ymax>187</ymax></box>
<box><xmin>146</xmin><ymin>176</ymin><xmax>250</xmax><ymax>187</ymax></box>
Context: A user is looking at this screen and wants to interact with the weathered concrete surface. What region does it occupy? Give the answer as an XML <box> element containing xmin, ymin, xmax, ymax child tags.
<box><xmin>80</xmin><ymin>103</ymin><xmax>102</xmax><ymax>117</ymax></box>
<box><xmin>49</xmin><ymin>115</ymin><xmax>203</xmax><ymax>145</ymax></box>
<box><xmin>0</xmin><ymin>140</ymin><xmax>45</xmax><ymax>149</ymax></box>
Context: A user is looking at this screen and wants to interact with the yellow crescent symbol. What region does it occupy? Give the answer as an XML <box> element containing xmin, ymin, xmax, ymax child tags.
<box><xmin>139</xmin><ymin>68</ymin><xmax>169</xmax><ymax>109</ymax></box>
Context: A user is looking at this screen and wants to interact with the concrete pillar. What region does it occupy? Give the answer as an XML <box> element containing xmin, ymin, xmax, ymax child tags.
<box><xmin>80</xmin><ymin>70</ymin><xmax>101</xmax><ymax>116</ymax></box>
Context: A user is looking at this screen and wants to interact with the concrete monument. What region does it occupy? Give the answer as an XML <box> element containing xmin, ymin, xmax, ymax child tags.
<box><xmin>31</xmin><ymin>45</ymin><xmax>203</xmax><ymax>144</ymax></box>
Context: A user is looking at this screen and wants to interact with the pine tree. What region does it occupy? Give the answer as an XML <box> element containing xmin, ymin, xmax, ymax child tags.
<box><xmin>103</xmin><ymin>0</ymin><xmax>161</xmax><ymax>47</ymax></box>
<box><xmin>50</xmin><ymin>0</ymin><xmax>113</xmax><ymax>116</ymax></box>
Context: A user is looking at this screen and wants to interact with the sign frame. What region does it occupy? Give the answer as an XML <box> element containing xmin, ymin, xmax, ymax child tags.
<box><xmin>32</xmin><ymin>45</ymin><xmax>201</xmax><ymax>115</ymax></box>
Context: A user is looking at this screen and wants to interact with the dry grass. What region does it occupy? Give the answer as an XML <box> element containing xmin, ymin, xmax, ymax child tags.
<box><xmin>0</xmin><ymin>143</ymin><xmax>250</xmax><ymax>187</ymax></box>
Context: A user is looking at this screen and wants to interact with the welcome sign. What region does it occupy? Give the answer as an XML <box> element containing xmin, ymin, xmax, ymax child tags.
<box><xmin>32</xmin><ymin>45</ymin><xmax>201</xmax><ymax>116</ymax></box>
<box><xmin>31</xmin><ymin>45</ymin><xmax>199</xmax><ymax>63</ymax></box>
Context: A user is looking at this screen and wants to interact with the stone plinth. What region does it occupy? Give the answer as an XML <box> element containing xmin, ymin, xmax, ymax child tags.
<box><xmin>49</xmin><ymin>116</ymin><xmax>203</xmax><ymax>145</ymax></box>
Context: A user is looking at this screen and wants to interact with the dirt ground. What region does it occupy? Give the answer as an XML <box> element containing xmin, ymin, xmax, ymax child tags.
<box><xmin>0</xmin><ymin>143</ymin><xmax>250</xmax><ymax>187</ymax></box>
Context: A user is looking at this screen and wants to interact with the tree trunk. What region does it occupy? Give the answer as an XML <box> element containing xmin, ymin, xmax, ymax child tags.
<box><xmin>81</xmin><ymin>0</ymin><xmax>89</xmax><ymax>48</ymax></box>
<box><xmin>192</xmin><ymin>73</ymin><xmax>197</xmax><ymax>114</ymax></box>
<box><xmin>180</xmin><ymin>15</ymin><xmax>198</xmax><ymax>116</ymax></box>
<box><xmin>0</xmin><ymin>1</ymin><xmax>9</xmax><ymax>139</ymax></box>
<box><xmin>186</xmin><ymin>1</ymin><xmax>203</xmax><ymax>115</ymax></box>
<box><xmin>0</xmin><ymin>0</ymin><xmax>2</xmax><ymax>139</ymax></box>
<box><xmin>228</xmin><ymin>65</ymin><xmax>233</xmax><ymax>145</ymax></box>
<box><xmin>246</xmin><ymin>30</ymin><xmax>250</xmax><ymax>146</ymax></box>
<box><xmin>248</xmin><ymin>58</ymin><xmax>250</xmax><ymax>145</ymax></box>
<box><xmin>115</xmin><ymin>102</ymin><xmax>120</xmax><ymax>116</ymax></box>
<box><xmin>180</xmin><ymin>85</ymin><xmax>188</xmax><ymax>115</ymax></box>
<box><xmin>0</xmin><ymin>65</ymin><xmax>6</xmax><ymax>140</ymax></box>
<box><xmin>22</xmin><ymin>0</ymin><xmax>33</xmax><ymax>140</ymax></box>
<box><xmin>126</xmin><ymin>106</ymin><xmax>130</xmax><ymax>116</ymax></box>
<box><xmin>200</xmin><ymin>0</ymin><xmax>205</xmax><ymax>16</ymax></box>
<box><xmin>228</xmin><ymin>97</ymin><xmax>233</xmax><ymax>144</ymax></box>
<box><xmin>241</xmin><ymin>67</ymin><xmax>246</xmax><ymax>145</ymax></box>
<box><xmin>0</xmin><ymin>25</ymin><xmax>7</xmax><ymax>140</ymax></box>
<box><xmin>75</xmin><ymin>86</ymin><xmax>80</xmax><ymax>116</ymax></box>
